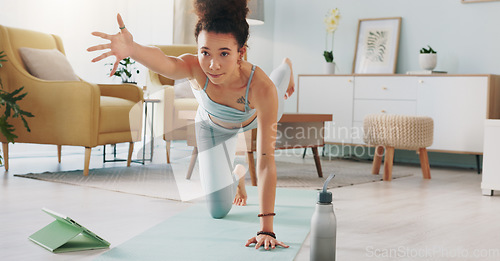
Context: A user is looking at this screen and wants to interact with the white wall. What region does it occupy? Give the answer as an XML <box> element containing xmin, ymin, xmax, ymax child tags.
<box><xmin>269</xmin><ymin>0</ymin><xmax>500</xmax><ymax>75</ymax></box>
<box><xmin>247</xmin><ymin>0</ymin><xmax>276</xmax><ymax>74</ymax></box>
<box><xmin>3</xmin><ymin>0</ymin><xmax>500</xmax><ymax>92</ymax></box>
<box><xmin>248</xmin><ymin>0</ymin><xmax>500</xmax><ymax>112</ymax></box>
<box><xmin>0</xmin><ymin>0</ymin><xmax>174</xmax><ymax>85</ymax></box>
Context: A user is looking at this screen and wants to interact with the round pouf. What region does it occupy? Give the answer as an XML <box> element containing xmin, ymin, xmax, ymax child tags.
<box><xmin>363</xmin><ymin>114</ymin><xmax>434</xmax><ymax>181</ymax></box>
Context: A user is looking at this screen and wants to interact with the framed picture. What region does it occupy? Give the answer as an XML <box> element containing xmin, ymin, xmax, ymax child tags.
<box><xmin>462</xmin><ymin>0</ymin><xmax>500</xmax><ymax>3</ymax></box>
<box><xmin>352</xmin><ymin>17</ymin><xmax>402</xmax><ymax>74</ymax></box>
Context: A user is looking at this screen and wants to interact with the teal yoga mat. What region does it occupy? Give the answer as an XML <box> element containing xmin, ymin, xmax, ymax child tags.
<box><xmin>96</xmin><ymin>187</ymin><xmax>317</xmax><ymax>261</ymax></box>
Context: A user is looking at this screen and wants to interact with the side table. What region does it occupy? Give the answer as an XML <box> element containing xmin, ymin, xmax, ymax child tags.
<box><xmin>141</xmin><ymin>98</ymin><xmax>161</xmax><ymax>163</ymax></box>
<box><xmin>103</xmin><ymin>98</ymin><xmax>161</xmax><ymax>164</ymax></box>
<box><xmin>245</xmin><ymin>113</ymin><xmax>332</xmax><ymax>186</ymax></box>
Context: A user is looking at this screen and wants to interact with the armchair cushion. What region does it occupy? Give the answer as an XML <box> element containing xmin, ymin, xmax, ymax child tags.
<box><xmin>18</xmin><ymin>47</ymin><xmax>79</xmax><ymax>81</ymax></box>
<box><xmin>174</xmin><ymin>79</ymin><xmax>195</xmax><ymax>99</ymax></box>
<box><xmin>174</xmin><ymin>98</ymin><xmax>199</xmax><ymax>111</ymax></box>
<box><xmin>99</xmin><ymin>96</ymin><xmax>137</xmax><ymax>133</ymax></box>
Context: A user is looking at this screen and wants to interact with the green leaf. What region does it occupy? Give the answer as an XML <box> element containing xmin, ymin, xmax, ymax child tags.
<box><xmin>106</xmin><ymin>57</ymin><xmax>140</xmax><ymax>83</ymax></box>
<box><xmin>20</xmin><ymin>110</ymin><xmax>34</xmax><ymax>118</ymax></box>
<box><xmin>21</xmin><ymin>117</ymin><xmax>31</xmax><ymax>132</ymax></box>
<box><xmin>420</xmin><ymin>45</ymin><xmax>437</xmax><ymax>54</ymax></box>
<box><xmin>0</xmin><ymin>116</ymin><xmax>18</xmax><ymax>142</ymax></box>
<box><xmin>0</xmin><ymin>83</ymin><xmax>33</xmax><ymax>138</ymax></box>
<box><xmin>323</xmin><ymin>51</ymin><xmax>334</xmax><ymax>63</ymax></box>
<box><xmin>0</xmin><ymin>51</ymin><xmax>7</xmax><ymax>68</ymax></box>
<box><xmin>8</xmin><ymin>86</ymin><xmax>23</xmax><ymax>97</ymax></box>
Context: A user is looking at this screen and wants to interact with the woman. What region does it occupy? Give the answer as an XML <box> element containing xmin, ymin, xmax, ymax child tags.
<box><xmin>88</xmin><ymin>0</ymin><xmax>294</xmax><ymax>250</ymax></box>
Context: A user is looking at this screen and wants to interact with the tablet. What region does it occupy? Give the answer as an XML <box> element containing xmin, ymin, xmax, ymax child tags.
<box><xmin>29</xmin><ymin>208</ymin><xmax>110</xmax><ymax>253</ymax></box>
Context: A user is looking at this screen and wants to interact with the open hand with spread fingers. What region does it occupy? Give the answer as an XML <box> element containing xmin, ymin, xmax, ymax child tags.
<box><xmin>245</xmin><ymin>233</ymin><xmax>290</xmax><ymax>250</ymax></box>
<box><xmin>87</xmin><ymin>13</ymin><xmax>134</xmax><ymax>76</ymax></box>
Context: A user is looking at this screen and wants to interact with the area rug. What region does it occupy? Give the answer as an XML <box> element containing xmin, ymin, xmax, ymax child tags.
<box><xmin>14</xmin><ymin>156</ymin><xmax>413</xmax><ymax>201</ymax></box>
<box><xmin>95</xmin><ymin>187</ymin><xmax>316</xmax><ymax>261</ymax></box>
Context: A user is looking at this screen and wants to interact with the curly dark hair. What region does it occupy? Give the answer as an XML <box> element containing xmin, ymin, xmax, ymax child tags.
<box><xmin>194</xmin><ymin>0</ymin><xmax>249</xmax><ymax>49</ymax></box>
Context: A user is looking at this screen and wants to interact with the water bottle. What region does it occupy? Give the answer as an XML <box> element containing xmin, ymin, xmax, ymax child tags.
<box><xmin>310</xmin><ymin>174</ymin><xmax>336</xmax><ymax>261</ymax></box>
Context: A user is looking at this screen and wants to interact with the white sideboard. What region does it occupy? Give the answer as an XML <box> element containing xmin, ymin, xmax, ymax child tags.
<box><xmin>297</xmin><ymin>74</ymin><xmax>500</xmax><ymax>154</ymax></box>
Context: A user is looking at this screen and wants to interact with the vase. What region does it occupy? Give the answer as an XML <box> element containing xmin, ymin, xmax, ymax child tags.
<box><xmin>324</xmin><ymin>62</ymin><xmax>336</xmax><ymax>75</ymax></box>
<box><xmin>419</xmin><ymin>53</ymin><xmax>437</xmax><ymax>71</ymax></box>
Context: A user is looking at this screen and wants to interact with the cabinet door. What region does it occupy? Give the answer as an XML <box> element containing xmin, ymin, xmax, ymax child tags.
<box><xmin>298</xmin><ymin>76</ymin><xmax>354</xmax><ymax>143</ymax></box>
<box><xmin>353</xmin><ymin>100</ymin><xmax>417</xmax><ymax>122</ymax></box>
<box><xmin>417</xmin><ymin>77</ymin><xmax>488</xmax><ymax>153</ymax></box>
<box><xmin>354</xmin><ymin>76</ymin><xmax>418</xmax><ymax>100</ymax></box>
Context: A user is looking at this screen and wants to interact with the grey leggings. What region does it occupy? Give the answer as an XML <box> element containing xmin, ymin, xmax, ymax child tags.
<box><xmin>195</xmin><ymin>62</ymin><xmax>291</xmax><ymax>218</ymax></box>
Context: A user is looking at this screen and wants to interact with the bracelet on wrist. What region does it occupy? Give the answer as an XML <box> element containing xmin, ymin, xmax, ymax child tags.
<box><xmin>257</xmin><ymin>212</ymin><xmax>276</xmax><ymax>218</ymax></box>
<box><xmin>257</xmin><ymin>231</ymin><xmax>276</xmax><ymax>239</ymax></box>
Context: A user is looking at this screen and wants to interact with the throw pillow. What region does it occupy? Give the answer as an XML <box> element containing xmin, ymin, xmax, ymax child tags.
<box><xmin>18</xmin><ymin>47</ymin><xmax>80</xmax><ymax>81</ymax></box>
<box><xmin>174</xmin><ymin>78</ymin><xmax>195</xmax><ymax>99</ymax></box>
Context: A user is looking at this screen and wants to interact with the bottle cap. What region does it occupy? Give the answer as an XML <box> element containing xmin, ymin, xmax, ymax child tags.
<box><xmin>318</xmin><ymin>190</ymin><xmax>332</xmax><ymax>203</ymax></box>
<box><xmin>318</xmin><ymin>174</ymin><xmax>335</xmax><ymax>203</ymax></box>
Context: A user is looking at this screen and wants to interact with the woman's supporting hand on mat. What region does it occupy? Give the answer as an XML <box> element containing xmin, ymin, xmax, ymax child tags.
<box><xmin>245</xmin><ymin>234</ymin><xmax>290</xmax><ymax>250</ymax></box>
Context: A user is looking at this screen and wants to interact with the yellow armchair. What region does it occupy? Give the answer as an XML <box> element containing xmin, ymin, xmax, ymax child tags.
<box><xmin>0</xmin><ymin>25</ymin><xmax>143</xmax><ymax>175</ymax></box>
<box><xmin>146</xmin><ymin>45</ymin><xmax>198</xmax><ymax>164</ymax></box>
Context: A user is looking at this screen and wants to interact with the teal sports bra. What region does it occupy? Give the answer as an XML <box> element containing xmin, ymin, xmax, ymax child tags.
<box><xmin>193</xmin><ymin>65</ymin><xmax>257</xmax><ymax>124</ymax></box>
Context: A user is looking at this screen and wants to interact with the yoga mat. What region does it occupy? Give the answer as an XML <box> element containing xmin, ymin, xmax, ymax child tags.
<box><xmin>95</xmin><ymin>187</ymin><xmax>317</xmax><ymax>261</ymax></box>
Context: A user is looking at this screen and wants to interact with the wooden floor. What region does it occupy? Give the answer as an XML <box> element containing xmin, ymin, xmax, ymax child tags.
<box><xmin>1</xmin><ymin>142</ymin><xmax>500</xmax><ymax>260</ymax></box>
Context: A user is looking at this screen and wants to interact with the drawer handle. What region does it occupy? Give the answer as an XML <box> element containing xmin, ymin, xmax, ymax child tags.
<box><xmin>419</xmin><ymin>80</ymin><xmax>424</xmax><ymax>84</ymax></box>
<box><xmin>382</xmin><ymin>87</ymin><xmax>388</xmax><ymax>90</ymax></box>
<box><xmin>381</xmin><ymin>110</ymin><xmax>387</xmax><ymax>113</ymax></box>
<box><xmin>348</xmin><ymin>79</ymin><xmax>352</xmax><ymax>83</ymax></box>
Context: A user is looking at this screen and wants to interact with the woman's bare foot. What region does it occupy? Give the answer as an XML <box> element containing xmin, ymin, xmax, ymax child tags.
<box><xmin>233</xmin><ymin>164</ymin><xmax>247</xmax><ymax>206</ymax></box>
<box><xmin>283</xmin><ymin>58</ymin><xmax>295</xmax><ymax>99</ymax></box>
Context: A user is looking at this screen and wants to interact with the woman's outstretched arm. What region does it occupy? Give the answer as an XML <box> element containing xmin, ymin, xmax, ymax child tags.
<box><xmin>87</xmin><ymin>14</ymin><xmax>195</xmax><ymax>80</ymax></box>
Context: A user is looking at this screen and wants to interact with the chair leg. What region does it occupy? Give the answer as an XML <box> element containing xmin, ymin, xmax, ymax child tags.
<box><xmin>186</xmin><ymin>147</ymin><xmax>198</xmax><ymax>180</ymax></box>
<box><xmin>372</xmin><ymin>145</ymin><xmax>384</xmax><ymax>175</ymax></box>
<box><xmin>84</xmin><ymin>147</ymin><xmax>91</xmax><ymax>176</ymax></box>
<box><xmin>418</xmin><ymin>148</ymin><xmax>431</xmax><ymax>179</ymax></box>
<box><xmin>2</xmin><ymin>142</ymin><xmax>9</xmax><ymax>171</ymax></box>
<box><xmin>166</xmin><ymin>141</ymin><xmax>171</xmax><ymax>163</ymax></box>
<box><xmin>127</xmin><ymin>142</ymin><xmax>134</xmax><ymax>167</ymax></box>
<box><xmin>57</xmin><ymin>145</ymin><xmax>62</xmax><ymax>163</ymax></box>
<box><xmin>312</xmin><ymin>147</ymin><xmax>323</xmax><ymax>178</ymax></box>
<box><xmin>383</xmin><ymin>146</ymin><xmax>395</xmax><ymax>181</ymax></box>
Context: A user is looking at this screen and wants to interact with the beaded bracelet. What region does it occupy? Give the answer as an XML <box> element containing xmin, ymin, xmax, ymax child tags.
<box><xmin>257</xmin><ymin>212</ymin><xmax>276</xmax><ymax>217</ymax></box>
<box><xmin>257</xmin><ymin>231</ymin><xmax>276</xmax><ymax>239</ymax></box>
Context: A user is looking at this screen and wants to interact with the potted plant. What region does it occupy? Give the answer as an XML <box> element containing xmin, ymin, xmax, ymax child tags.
<box><xmin>107</xmin><ymin>57</ymin><xmax>140</xmax><ymax>84</ymax></box>
<box><xmin>0</xmin><ymin>51</ymin><xmax>33</xmax><ymax>164</ymax></box>
<box><xmin>419</xmin><ymin>45</ymin><xmax>437</xmax><ymax>71</ymax></box>
<box><xmin>323</xmin><ymin>8</ymin><xmax>340</xmax><ymax>74</ymax></box>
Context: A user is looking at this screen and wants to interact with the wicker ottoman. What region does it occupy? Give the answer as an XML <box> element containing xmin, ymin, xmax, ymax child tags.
<box><xmin>363</xmin><ymin>114</ymin><xmax>434</xmax><ymax>181</ymax></box>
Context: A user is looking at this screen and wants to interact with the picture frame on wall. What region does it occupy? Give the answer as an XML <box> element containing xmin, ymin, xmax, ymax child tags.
<box><xmin>352</xmin><ymin>17</ymin><xmax>402</xmax><ymax>74</ymax></box>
